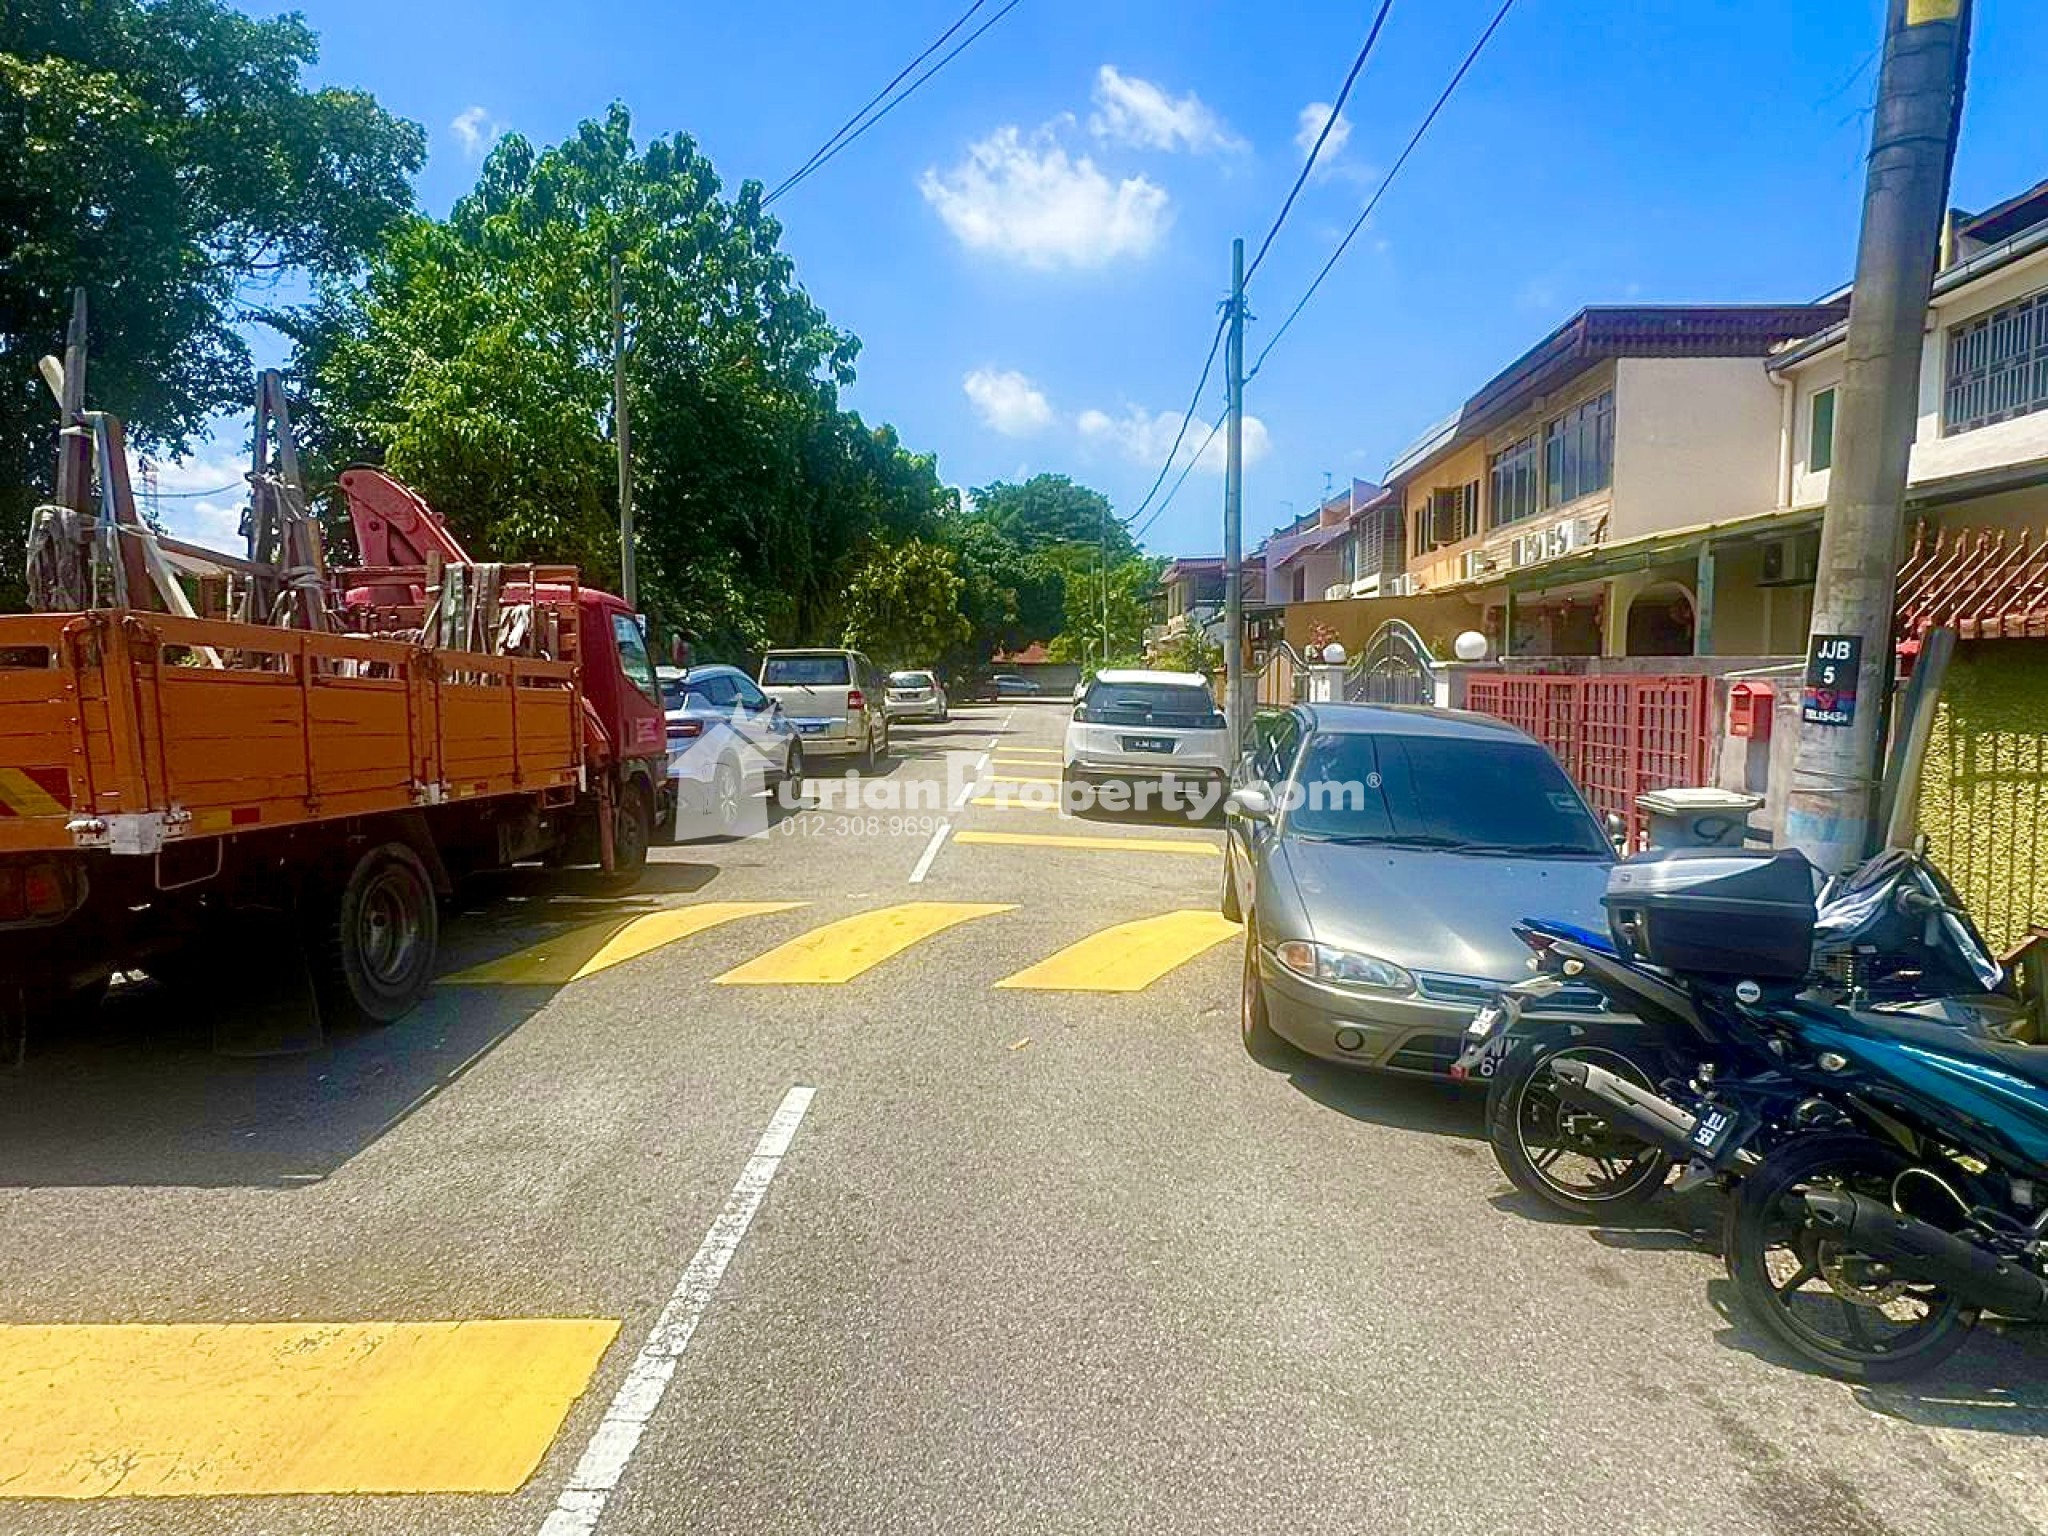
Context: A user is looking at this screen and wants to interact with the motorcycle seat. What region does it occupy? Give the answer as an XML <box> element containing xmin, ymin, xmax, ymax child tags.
<box><xmin>1848</xmin><ymin>1007</ymin><xmax>2048</xmax><ymax>1091</ymax></box>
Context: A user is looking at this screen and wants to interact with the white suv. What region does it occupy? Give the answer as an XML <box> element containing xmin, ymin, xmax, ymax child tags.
<box><xmin>1063</xmin><ymin>669</ymin><xmax>1231</xmax><ymax>791</ymax></box>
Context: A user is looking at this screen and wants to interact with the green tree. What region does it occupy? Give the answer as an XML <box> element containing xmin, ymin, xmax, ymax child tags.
<box><xmin>840</xmin><ymin>538</ymin><xmax>972</xmax><ymax>670</ymax></box>
<box><xmin>1</xmin><ymin>0</ymin><xmax>424</xmax><ymax>607</ymax></box>
<box><xmin>295</xmin><ymin>105</ymin><xmax>951</xmax><ymax>651</ymax></box>
<box><xmin>969</xmin><ymin>474</ymin><xmax>1132</xmax><ymax>560</ymax></box>
<box><xmin>1046</xmin><ymin>553</ymin><xmax>1166</xmax><ymax>666</ymax></box>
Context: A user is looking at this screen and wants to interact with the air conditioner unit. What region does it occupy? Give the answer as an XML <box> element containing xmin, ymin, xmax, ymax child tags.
<box><xmin>1759</xmin><ymin>532</ymin><xmax>1820</xmax><ymax>587</ymax></box>
<box><xmin>1461</xmin><ymin>549</ymin><xmax>1503</xmax><ymax>581</ymax></box>
<box><xmin>1382</xmin><ymin>574</ymin><xmax>1416</xmax><ymax>597</ymax></box>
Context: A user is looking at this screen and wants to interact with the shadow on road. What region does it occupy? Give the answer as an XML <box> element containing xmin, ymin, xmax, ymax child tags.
<box><xmin>0</xmin><ymin>863</ymin><xmax>722</xmax><ymax>1191</ymax></box>
<box><xmin>1281</xmin><ymin>1055</ymin><xmax>1487</xmax><ymax>1141</ymax></box>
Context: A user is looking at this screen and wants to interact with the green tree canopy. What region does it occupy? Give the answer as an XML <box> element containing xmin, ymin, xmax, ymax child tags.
<box><xmin>840</xmin><ymin>537</ymin><xmax>971</xmax><ymax>670</ymax></box>
<box><xmin>1</xmin><ymin>0</ymin><xmax>424</xmax><ymax>606</ymax></box>
<box><xmin>294</xmin><ymin>104</ymin><xmax>952</xmax><ymax>652</ymax></box>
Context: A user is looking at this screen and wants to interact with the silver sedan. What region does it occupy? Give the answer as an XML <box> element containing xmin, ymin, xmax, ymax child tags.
<box><xmin>1224</xmin><ymin>703</ymin><xmax>1617</xmax><ymax>1076</ymax></box>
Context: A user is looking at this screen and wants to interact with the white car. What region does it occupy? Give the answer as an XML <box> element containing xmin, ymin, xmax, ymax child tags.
<box><xmin>1063</xmin><ymin>668</ymin><xmax>1231</xmax><ymax>793</ymax></box>
<box><xmin>884</xmin><ymin>669</ymin><xmax>949</xmax><ymax>722</ymax></box>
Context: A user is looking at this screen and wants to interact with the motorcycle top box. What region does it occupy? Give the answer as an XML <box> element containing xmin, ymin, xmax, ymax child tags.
<box><xmin>1602</xmin><ymin>847</ymin><xmax>1818</xmax><ymax>980</ymax></box>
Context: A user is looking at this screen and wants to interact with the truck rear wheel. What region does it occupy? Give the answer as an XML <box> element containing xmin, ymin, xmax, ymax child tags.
<box><xmin>308</xmin><ymin>842</ymin><xmax>438</xmax><ymax>1027</ymax></box>
<box><xmin>613</xmin><ymin>781</ymin><xmax>652</xmax><ymax>876</ymax></box>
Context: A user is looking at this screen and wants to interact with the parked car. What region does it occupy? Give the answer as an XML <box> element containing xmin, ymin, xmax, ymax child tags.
<box><xmin>758</xmin><ymin>647</ymin><xmax>890</xmax><ymax>767</ymax></box>
<box><xmin>991</xmin><ymin>673</ymin><xmax>1041</xmax><ymax>697</ymax></box>
<box><xmin>1225</xmin><ymin>703</ymin><xmax>1616</xmax><ymax>1076</ymax></box>
<box><xmin>665</xmin><ymin>664</ymin><xmax>803</xmax><ymax>836</ymax></box>
<box><xmin>1064</xmin><ymin>669</ymin><xmax>1231</xmax><ymax>797</ymax></box>
<box><xmin>884</xmin><ymin>669</ymin><xmax>949</xmax><ymax>723</ymax></box>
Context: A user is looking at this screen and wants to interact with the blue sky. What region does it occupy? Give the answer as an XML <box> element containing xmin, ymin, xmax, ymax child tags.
<box><xmin>155</xmin><ymin>0</ymin><xmax>2047</xmax><ymax>560</ymax></box>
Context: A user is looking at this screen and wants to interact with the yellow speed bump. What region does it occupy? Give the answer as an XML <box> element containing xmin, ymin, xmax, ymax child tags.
<box><xmin>0</xmin><ymin>1318</ymin><xmax>618</xmax><ymax>1498</ymax></box>
<box><xmin>953</xmin><ymin>832</ymin><xmax>1219</xmax><ymax>857</ymax></box>
<box><xmin>997</xmin><ymin>910</ymin><xmax>1242</xmax><ymax>992</ymax></box>
<box><xmin>441</xmin><ymin>902</ymin><xmax>804</xmax><ymax>986</ymax></box>
<box><xmin>715</xmin><ymin>901</ymin><xmax>1014</xmax><ymax>985</ymax></box>
<box><xmin>987</xmin><ymin>774</ymin><xmax>1062</xmax><ymax>787</ymax></box>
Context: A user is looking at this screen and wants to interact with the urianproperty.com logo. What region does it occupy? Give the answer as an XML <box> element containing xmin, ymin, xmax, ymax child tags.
<box><xmin>665</xmin><ymin>729</ymin><xmax>1378</xmax><ymax>841</ymax></box>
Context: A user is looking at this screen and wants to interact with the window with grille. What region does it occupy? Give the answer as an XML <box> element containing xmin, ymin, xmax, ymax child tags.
<box><xmin>1543</xmin><ymin>390</ymin><xmax>1615</xmax><ymax>506</ymax></box>
<box><xmin>1427</xmin><ymin>482</ymin><xmax>1480</xmax><ymax>547</ymax></box>
<box><xmin>1945</xmin><ymin>290</ymin><xmax>2048</xmax><ymax>435</ymax></box>
<box><xmin>1488</xmin><ymin>433</ymin><xmax>1540</xmax><ymax>526</ymax></box>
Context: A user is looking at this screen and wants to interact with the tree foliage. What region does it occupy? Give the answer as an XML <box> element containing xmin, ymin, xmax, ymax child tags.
<box><xmin>0</xmin><ymin>0</ymin><xmax>424</xmax><ymax>607</ymax></box>
<box><xmin>1046</xmin><ymin>553</ymin><xmax>1166</xmax><ymax>666</ymax></box>
<box><xmin>840</xmin><ymin>537</ymin><xmax>971</xmax><ymax>670</ymax></box>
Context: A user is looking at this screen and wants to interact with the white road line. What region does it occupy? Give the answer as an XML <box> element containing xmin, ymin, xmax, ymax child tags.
<box><xmin>908</xmin><ymin>820</ymin><xmax>952</xmax><ymax>884</ymax></box>
<box><xmin>538</xmin><ymin>1086</ymin><xmax>816</xmax><ymax>1536</ymax></box>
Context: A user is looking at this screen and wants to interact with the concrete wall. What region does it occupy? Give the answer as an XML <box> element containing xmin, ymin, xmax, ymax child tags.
<box><xmin>1281</xmin><ymin>593</ymin><xmax>1490</xmax><ymax>659</ymax></box>
<box><xmin>1612</xmin><ymin>356</ymin><xmax>1785</xmax><ymax>539</ymax></box>
<box><xmin>1917</xmin><ymin>643</ymin><xmax>2048</xmax><ymax>952</ymax></box>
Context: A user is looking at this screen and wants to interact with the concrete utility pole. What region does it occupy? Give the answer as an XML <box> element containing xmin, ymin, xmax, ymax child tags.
<box><xmin>1099</xmin><ymin>498</ymin><xmax>1110</xmax><ymax>666</ymax></box>
<box><xmin>1222</xmin><ymin>237</ymin><xmax>1247</xmax><ymax>752</ymax></box>
<box><xmin>611</xmin><ymin>255</ymin><xmax>638</xmax><ymax>610</ymax></box>
<box><xmin>1783</xmin><ymin>0</ymin><xmax>1971</xmax><ymax>873</ymax></box>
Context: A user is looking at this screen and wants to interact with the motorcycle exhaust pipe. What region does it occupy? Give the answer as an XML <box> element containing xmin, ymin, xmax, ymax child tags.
<box><xmin>1802</xmin><ymin>1189</ymin><xmax>2048</xmax><ymax>1321</ymax></box>
<box><xmin>1547</xmin><ymin>1059</ymin><xmax>1700</xmax><ymax>1162</ymax></box>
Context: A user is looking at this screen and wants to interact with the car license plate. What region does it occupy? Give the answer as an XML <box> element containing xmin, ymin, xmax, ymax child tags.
<box><xmin>1122</xmin><ymin>736</ymin><xmax>1174</xmax><ymax>753</ymax></box>
<box><xmin>795</xmin><ymin>719</ymin><xmax>830</xmax><ymax>734</ymax></box>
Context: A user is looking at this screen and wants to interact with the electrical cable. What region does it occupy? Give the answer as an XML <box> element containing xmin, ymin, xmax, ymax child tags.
<box><xmin>1117</xmin><ymin>314</ymin><xmax>1227</xmax><ymax>529</ymax></box>
<box><xmin>1244</xmin><ymin>0</ymin><xmax>1394</xmax><ymax>284</ymax></box>
<box><xmin>1248</xmin><ymin>0</ymin><xmax>1519</xmax><ymax>384</ymax></box>
<box><xmin>764</xmin><ymin>0</ymin><xmax>989</xmax><ymax>206</ymax></box>
<box><xmin>764</xmin><ymin>0</ymin><xmax>1021</xmax><ymax>208</ymax></box>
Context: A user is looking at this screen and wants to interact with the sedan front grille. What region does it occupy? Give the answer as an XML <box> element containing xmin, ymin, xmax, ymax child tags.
<box><xmin>1414</xmin><ymin>971</ymin><xmax>1607</xmax><ymax>1014</ymax></box>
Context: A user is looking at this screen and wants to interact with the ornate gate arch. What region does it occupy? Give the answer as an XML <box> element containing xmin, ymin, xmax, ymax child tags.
<box><xmin>1345</xmin><ymin>620</ymin><xmax>1440</xmax><ymax>706</ymax></box>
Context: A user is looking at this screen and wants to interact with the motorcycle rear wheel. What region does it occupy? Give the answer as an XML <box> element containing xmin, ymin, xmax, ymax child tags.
<box><xmin>1725</xmin><ymin>1132</ymin><xmax>1975</xmax><ymax>1383</ymax></box>
<box><xmin>1486</xmin><ymin>1026</ymin><xmax>1674</xmax><ymax>1217</ymax></box>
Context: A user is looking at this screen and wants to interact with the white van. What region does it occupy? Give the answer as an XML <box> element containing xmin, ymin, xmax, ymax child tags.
<box><xmin>758</xmin><ymin>648</ymin><xmax>891</xmax><ymax>766</ymax></box>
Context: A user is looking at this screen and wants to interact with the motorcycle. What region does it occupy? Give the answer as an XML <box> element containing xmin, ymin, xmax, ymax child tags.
<box><xmin>1456</xmin><ymin>845</ymin><xmax>2018</xmax><ymax>1220</ymax></box>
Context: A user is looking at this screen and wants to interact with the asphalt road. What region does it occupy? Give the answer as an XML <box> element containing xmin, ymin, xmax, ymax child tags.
<box><xmin>3</xmin><ymin>700</ymin><xmax>2046</xmax><ymax>1535</ymax></box>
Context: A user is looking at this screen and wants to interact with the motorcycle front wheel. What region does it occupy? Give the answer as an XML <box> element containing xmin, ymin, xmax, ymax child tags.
<box><xmin>1486</xmin><ymin>1026</ymin><xmax>1674</xmax><ymax>1218</ymax></box>
<box><xmin>1725</xmin><ymin>1132</ymin><xmax>1976</xmax><ymax>1383</ymax></box>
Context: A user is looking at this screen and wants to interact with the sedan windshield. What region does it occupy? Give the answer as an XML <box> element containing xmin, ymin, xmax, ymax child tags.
<box><xmin>1083</xmin><ymin>681</ymin><xmax>1221</xmax><ymax>729</ymax></box>
<box><xmin>1285</xmin><ymin>730</ymin><xmax>1609</xmax><ymax>856</ymax></box>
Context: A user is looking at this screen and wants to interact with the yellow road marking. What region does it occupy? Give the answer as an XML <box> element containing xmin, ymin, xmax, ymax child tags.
<box><xmin>988</xmin><ymin>774</ymin><xmax>1062</xmax><ymax>786</ymax></box>
<box><xmin>992</xmin><ymin>750</ymin><xmax>1063</xmax><ymax>760</ymax></box>
<box><xmin>997</xmin><ymin>909</ymin><xmax>1242</xmax><ymax>992</ymax></box>
<box><xmin>441</xmin><ymin>902</ymin><xmax>804</xmax><ymax>985</ymax></box>
<box><xmin>971</xmin><ymin>797</ymin><xmax>1059</xmax><ymax>811</ymax></box>
<box><xmin>0</xmin><ymin>1318</ymin><xmax>618</xmax><ymax>1498</ymax></box>
<box><xmin>953</xmin><ymin>831</ymin><xmax>1220</xmax><ymax>857</ymax></box>
<box><xmin>715</xmin><ymin>901</ymin><xmax>1014</xmax><ymax>985</ymax></box>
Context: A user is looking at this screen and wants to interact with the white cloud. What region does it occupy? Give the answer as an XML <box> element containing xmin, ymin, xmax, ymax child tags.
<box><xmin>964</xmin><ymin>368</ymin><xmax>1055</xmax><ymax>436</ymax></box>
<box><xmin>1294</xmin><ymin>101</ymin><xmax>1353</xmax><ymax>161</ymax></box>
<box><xmin>451</xmin><ymin>106</ymin><xmax>500</xmax><ymax>158</ymax></box>
<box><xmin>133</xmin><ymin>452</ymin><xmax>247</xmax><ymax>549</ymax></box>
<box><xmin>1078</xmin><ymin>405</ymin><xmax>1270</xmax><ymax>475</ymax></box>
<box><xmin>920</xmin><ymin>126</ymin><xmax>1171</xmax><ymax>269</ymax></box>
<box><xmin>1089</xmin><ymin>66</ymin><xmax>1243</xmax><ymax>154</ymax></box>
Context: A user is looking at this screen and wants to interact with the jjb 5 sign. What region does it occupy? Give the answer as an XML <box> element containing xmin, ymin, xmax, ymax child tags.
<box><xmin>1801</xmin><ymin>634</ymin><xmax>1862</xmax><ymax>728</ymax></box>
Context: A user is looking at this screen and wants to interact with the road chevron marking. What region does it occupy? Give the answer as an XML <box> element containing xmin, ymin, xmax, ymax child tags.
<box><xmin>539</xmin><ymin>1086</ymin><xmax>815</xmax><ymax>1536</ymax></box>
<box><xmin>0</xmin><ymin>1319</ymin><xmax>619</xmax><ymax>1498</ymax></box>
<box><xmin>996</xmin><ymin>910</ymin><xmax>1243</xmax><ymax>992</ymax></box>
<box><xmin>714</xmin><ymin>902</ymin><xmax>1015</xmax><ymax>985</ymax></box>
<box><xmin>440</xmin><ymin>903</ymin><xmax>806</xmax><ymax>986</ymax></box>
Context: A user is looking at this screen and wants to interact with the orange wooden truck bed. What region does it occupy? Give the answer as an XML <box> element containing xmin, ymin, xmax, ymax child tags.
<box><xmin>0</xmin><ymin>609</ymin><xmax>582</xmax><ymax>858</ymax></box>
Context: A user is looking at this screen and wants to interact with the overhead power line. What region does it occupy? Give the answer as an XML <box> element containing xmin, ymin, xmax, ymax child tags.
<box><xmin>1121</xmin><ymin>4</ymin><xmax>1393</xmax><ymax>540</ymax></box>
<box><xmin>1248</xmin><ymin>0</ymin><xmax>1519</xmax><ymax>384</ymax></box>
<box><xmin>1129</xmin><ymin>417</ymin><xmax>1224</xmax><ymax>544</ymax></box>
<box><xmin>765</xmin><ymin>0</ymin><xmax>989</xmax><ymax>205</ymax></box>
<box><xmin>1244</xmin><ymin>0</ymin><xmax>1394</xmax><ymax>285</ymax></box>
<box><xmin>764</xmin><ymin>0</ymin><xmax>1021</xmax><ymax>208</ymax></box>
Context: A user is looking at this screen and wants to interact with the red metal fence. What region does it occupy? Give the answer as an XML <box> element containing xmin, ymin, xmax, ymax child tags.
<box><xmin>1461</xmin><ymin>673</ymin><xmax>1714</xmax><ymax>845</ymax></box>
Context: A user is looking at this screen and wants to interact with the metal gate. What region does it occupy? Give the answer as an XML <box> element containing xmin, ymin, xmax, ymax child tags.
<box><xmin>1345</xmin><ymin>620</ymin><xmax>1439</xmax><ymax>706</ymax></box>
<box><xmin>1461</xmin><ymin>672</ymin><xmax>1713</xmax><ymax>846</ymax></box>
<box><xmin>1254</xmin><ymin>641</ymin><xmax>1305</xmax><ymax>707</ymax></box>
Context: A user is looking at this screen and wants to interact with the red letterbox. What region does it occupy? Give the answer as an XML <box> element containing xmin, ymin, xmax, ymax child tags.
<box><xmin>1729</xmin><ymin>680</ymin><xmax>1774</xmax><ymax>739</ymax></box>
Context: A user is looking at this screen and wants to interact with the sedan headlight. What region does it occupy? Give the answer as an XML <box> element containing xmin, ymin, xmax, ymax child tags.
<box><xmin>1272</xmin><ymin>940</ymin><xmax>1414</xmax><ymax>994</ymax></box>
